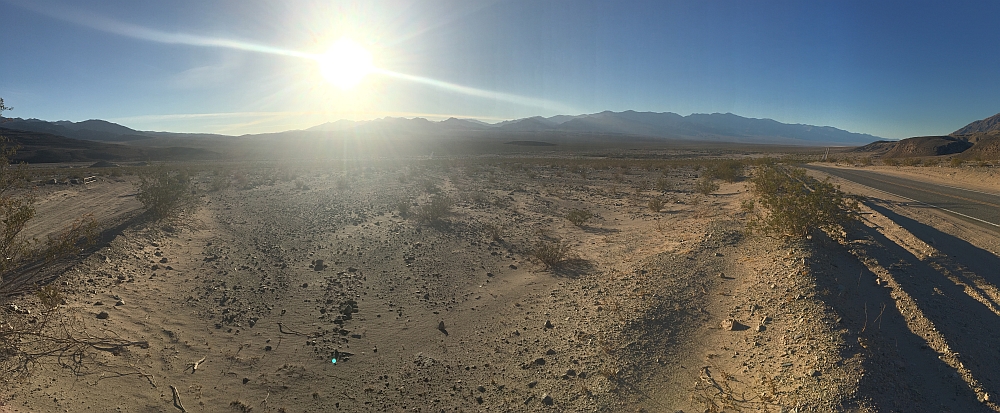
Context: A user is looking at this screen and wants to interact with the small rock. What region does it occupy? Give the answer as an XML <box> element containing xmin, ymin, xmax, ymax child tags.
<box><xmin>438</xmin><ymin>320</ymin><xmax>446</xmax><ymax>331</ymax></box>
<box><xmin>541</xmin><ymin>393</ymin><xmax>553</xmax><ymax>405</ymax></box>
<box><xmin>527</xmin><ymin>380</ymin><xmax>538</xmax><ymax>388</ymax></box>
<box><xmin>721</xmin><ymin>318</ymin><xmax>746</xmax><ymax>331</ymax></box>
<box><xmin>94</xmin><ymin>301</ymin><xmax>104</xmax><ymax>306</ymax></box>
<box><xmin>714</xmin><ymin>252</ymin><xmax>723</xmax><ymax>257</ymax></box>
<box><xmin>115</xmin><ymin>299</ymin><xmax>125</xmax><ymax>306</ymax></box>
<box><xmin>566</xmin><ymin>369</ymin><xmax>576</xmax><ymax>377</ymax></box>
<box><xmin>96</xmin><ymin>311</ymin><xmax>109</xmax><ymax>320</ymax></box>
<box><xmin>807</xmin><ymin>369</ymin><xmax>821</xmax><ymax>377</ymax></box>
<box><xmin>475</xmin><ymin>396</ymin><xmax>484</xmax><ymax>404</ymax></box>
<box><xmin>509</xmin><ymin>264</ymin><xmax>517</xmax><ymax>270</ymax></box>
<box><xmin>544</xmin><ymin>320</ymin><xmax>554</xmax><ymax>329</ymax></box>
<box><xmin>533</xmin><ymin>357</ymin><xmax>546</xmax><ymax>366</ymax></box>
<box><xmin>477</xmin><ymin>385</ymin><xmax>486</xmax><ymax>393</ymax></box>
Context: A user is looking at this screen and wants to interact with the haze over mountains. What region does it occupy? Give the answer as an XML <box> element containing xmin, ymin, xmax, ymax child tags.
<box><xmin>308</xmin><ymin>111</ymin><xmax>882</xmax><ymax>146</ymax></box>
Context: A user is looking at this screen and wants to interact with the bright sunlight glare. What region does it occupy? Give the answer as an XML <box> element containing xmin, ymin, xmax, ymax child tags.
<box><xmin>317</xmin><ymin>38</ymin><xmax>374</xmax><ymax>90</ymax></box>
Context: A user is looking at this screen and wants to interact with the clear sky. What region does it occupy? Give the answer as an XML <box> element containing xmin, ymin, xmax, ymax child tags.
<box><xmin>3</xmin><ymin>0</ymin><xmax>1000</xmax><ymax>139</ymax></box>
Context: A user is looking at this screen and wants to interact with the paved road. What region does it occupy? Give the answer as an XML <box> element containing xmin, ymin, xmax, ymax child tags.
<box><xmin>804</xmin><ymin>165</ymin><xmax>1000</xmax><ymax>231</ymax></box>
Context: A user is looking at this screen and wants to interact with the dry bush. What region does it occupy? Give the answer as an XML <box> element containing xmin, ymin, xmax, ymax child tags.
<box><xmin>415</xmin><ymin>195</ymin><xmax>453</xmax><ymax>223</ymax></box>
<box><xmin>694</xmin><ymin>177</ymin><xmax>720</xmax><ymax>195</ymax></box>
<box><xmin>883</xmin><ymin>158</ymin><xmax>899</xmax><ymax>166</ymax></box>
<box><xmin>949</xmin><ymin>157</ymin><xmax>964</xmax><ymax>167</ymax></box>
<box><xmin>648</xmin><ymin>197</ymin><xmax>665</xmax><ymax>212</ymax></box>
<box><xmin>923</xmin><ymin>158</ymin><xmax>940</xmax><ymax>167</ymax></box>
<box><xmin>566</xmin><ymin>209</ymin><xmax>593</xmax><ymax>227</ymax></box>
<box><xmin>902</xmin><ymin>157</ymin><xmax>921</xmax><ymax>167</ymax></box>
<box><xmin>655</xmin><ymin>177</ymin><xmax>672</xmax><ymax>191</ymax></box>
<box><xmin>481</xmin><ymin>223</ymin><xmax>504</xmax><ymax>242</ymax></box>
<box><xmin>136</xmin><ymin>166</ymin><xmax>194</xmax><ymax>220</ymax></box>
<box><xmin>859</xmin><ymin>156</ymin><xmax>873</xmax><ymax>166</ymax></box>
<box><xmin>395</xmin><ymin>199</ymin><xmax>412</xmax><ymax>218</ymax></box>
<box><xmin>532</xmin><ymin>240</ymin><xmax>571</xmax><ymax>268</ymax></box>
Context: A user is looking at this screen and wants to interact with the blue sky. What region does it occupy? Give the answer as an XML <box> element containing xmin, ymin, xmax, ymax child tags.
<box><xmin>3</xmin><ymin>0</ymin><xmax>1000</xmax><ymax>139</ymax></box>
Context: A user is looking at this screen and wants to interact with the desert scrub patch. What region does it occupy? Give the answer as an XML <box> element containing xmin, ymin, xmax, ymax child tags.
<box><xmin>703</xmin><ymin>159</ymin><xmax>746</xmax><ymax>182</ymax></box>
<box><xmin>136</xmin><ymin>166</ymin><xmax>194</xmax><ymax>219</ymax></box>
<box><xmin>648</xmin><ymin>197</ymin><xmax>665</xmax><ymax>212</ymax></box>
<box><xmin>950</xmin><ymin>157</ymin><xmax>965</xmax><ymax>167</ymax></box>
<box><xmin>415</xmin><ymin>195</ymin><xmax>453</xmax><ymax>223</ymax></box>
<box><xmin>566</xmin><ymin>209</ymin><xmax>593</xmax><ymax>227</ymax></box>
<box><xmin>694</xmin><ymin>177</ymin><xmax>720</xmax><ymax>195</ymax></box>
<box><xmin>532</xmin><ymin>239</ymin><xmax>572</xmax><ymax>269</ymax></box>
<box><xmin>481</xmin><ymin>222</ymin><xmax>504</xmax><ymax>242</ymax></box>
<box><xmin>744</xmin><ymin>164</ymin><xmax>858</xmax><ymax>239</ymax></box>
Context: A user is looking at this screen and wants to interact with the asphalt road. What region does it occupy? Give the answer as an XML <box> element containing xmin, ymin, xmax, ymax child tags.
<box><xmin>804</xmin><ymin>165</ymin><xmax>1000</xmax><ymax>231</ymax></box>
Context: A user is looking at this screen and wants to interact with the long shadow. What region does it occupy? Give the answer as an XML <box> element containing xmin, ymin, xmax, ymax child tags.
<box><xmin>810</xmin><ymin>230</ymin><xmax>990</xmax><ymax>411</ymax></box>
<box><xmin>825</xmin><ymin>201</ymin><xmax>1000</xmax><ymax>410</ymax></box>
<box><xmin>1</xmin><ymin>210</ymin><xmax>146</xmax><ymax>298</ymax></box>
<box><xmin>870</xmin><ymin>201</ymin><xmax>1000</xmax><ymax>287</ymax></box>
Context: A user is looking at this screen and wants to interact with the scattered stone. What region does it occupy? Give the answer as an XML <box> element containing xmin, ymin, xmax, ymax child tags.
<box><xmin>541</xmin><ymin>393</ymin><xmax>553</xmax><ymax>405</ymax></box>
<box><xmin>476</xmin><ymin>396</ymin><xmax>484</xmax><ymax>404</ymax></box>
<box><xmin>527</xmin><ymin>380</ymin><xmax>538</xmax><ymax>388</ymax></box>
<box><xmin>533</xmin><ymin>357</ymin><xmax>546</xmax><ymax>366</ymax></box>
<box><xmin>721</xmin><ymin>318</ymin><xmax>746</xmax><ymax>331</ymax></box>
<box><xmin>566</xmin><ymin>369</ymin><xmax>576</xmax><ymax>377</ymax></box>
<box><xmin>545</xmin><ymin>348</ymin><xmax>556</xmax><ymax>355</ymax></box>
<box><xmin>477</xmin><ymin>385</ymin><xmax>486</xmax><ymax>393</ymax></box>
<box><xmin>807</xmin><ymin>369</ymin><xmax>821</xmax><ymax>377</ymax></box>
<box><xmin>509</xmin><ymin>264</ymin><xmax>518</xmax><ymax>270</ymax></box>
<box><xmin>115</xmin><ymin>299</ymin><xmax>125</xmax><ymax>306</ymax></box>
<box><xmin>544</xmin><ymin>320</ymin><xmax>554</xmax><ymax>329</ymax></box>
<box><xmin>94</xmin><ymin>301</ymin><xmax>104</xmax><ymax>306</ymax></box>
<box><xmin>96</xmin><ymin>311</ymin><xmax>109</xmax><ymax>320</ymax></box>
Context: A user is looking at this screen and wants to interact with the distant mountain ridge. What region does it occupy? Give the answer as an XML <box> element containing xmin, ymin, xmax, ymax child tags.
<box><xmin>952</xmin><ymin>112</ymin><xmax>1000</xmax><ymax>137</ymax></box>
<box><xmin>3</xmin><ymin>110</ymin><xmax>883</xmax><ymax>147</ymax></box>
<box><xmin>308</xmin><ymin>110</ymin><xmax>881</xmax><ymax>145</ymax></box>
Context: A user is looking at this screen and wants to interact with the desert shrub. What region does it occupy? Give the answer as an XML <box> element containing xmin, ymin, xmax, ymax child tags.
<box><xmin>694</xmin><ymin>177</ymin><xmax>720</xmax><ymax>195</ymax></box>
<box><xmin>950</xmin><ymin>158</ymin><xmax>964</xmax><ymax>168</ymax></box>
<box><xmin>396</xmin><ymin>199</ymin><xmax>412</xmax><ymax>217</ymax></box>
<box><xmin>745</xmin><ymin>164</ymin><xmax>858</xmax><ymax>239</ymax></box>
<box><xmin>566</xmin><ymin>209</ymin><xmax>592</xmax><ymax>227</ymax></box>
<box><xmin>923</xmin><ymin>158</ymin><xmax>940</xmax><ymax>167</ymax></box>
<box><xmin>704</xmin><ymin>160</ymin><xmax>745</xmax><ymax>182</ymax></box>
<box><xmin>481</xmin><ymin>223</ymin><xmax>504</xmax><ymax>242</ymax></box>
<box><xmin>883</xmin><ymin>158</ymin><xmax>899</xmax><ymax>166</ymax></box>
<box><xmin>859</xmin><ymin>157</ymin><xmax>873</xmax><ymax>166</ymax></box>
<box><xmin>902</xmin><ymin>158</ymin><xmax>921</xmax><ymax>167</ymax></box>
<box><xmin>655</xmin><ymin>177</ymin><xmax>672</xmax><ymax>192</ymax></box>
<box><xmin>532</xmin><ymin>239</ymin><xmax>571</xmax><ymax>269</ymax></box>
<box><xmin>648</xmin><ymin>197</ymin><xmax>665</xmax><ymax>212</ymax></box>
<box><xmin>294</xmin><ymin>180</ymin><xmax>310</xmax><ymax>190</ymax></box>
<box><xmin>415</xmin><ymin>195</ymin><xmax>452</xmax><ymax>223</ymax></box>
<box><xmin>136</xmin><ymin>166</ymin><xmax>194</xmax><ymax>219</ymax></box>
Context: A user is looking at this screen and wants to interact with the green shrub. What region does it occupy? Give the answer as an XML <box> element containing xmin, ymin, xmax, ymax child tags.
<box><xmin>883</xmin><ymin>158</ymin><xmax>899</xmax><ymax>166</ymax></box>
<box><xmin>745</xmin><ymin>165</ymin><xmax>857</xmax><ymax>239</ymax></box>
<box><xmin>950</xmin><ymin>158</ymin><xmax>964</xmax><ymax>168</ymax></box>
<box><xmin>566</xmin><ymin>209</ymin><xmax>592</xmax><ymax>227</ymax></box>
<box><xmin>136</xmin><ymin>166</ymin><xmax>194</xmax><ymax>219</ymax></box>
<box><xmin>859</xmin><ymin>157</ymin><xmax>873</xmax><ymax>166</ymax></box>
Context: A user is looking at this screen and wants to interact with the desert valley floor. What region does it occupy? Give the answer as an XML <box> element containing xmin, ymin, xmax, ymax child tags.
<box><xmin>3</xmin><ymin>159</ymin><xmax>1000</xmax><ymax>412</ymax></box>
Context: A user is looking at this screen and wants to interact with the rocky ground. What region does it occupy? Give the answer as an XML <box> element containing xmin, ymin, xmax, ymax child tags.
<box><xmin>2</xmin><ymin>159</ymin><xmax>999</xmax><ymax>412</ymax></box>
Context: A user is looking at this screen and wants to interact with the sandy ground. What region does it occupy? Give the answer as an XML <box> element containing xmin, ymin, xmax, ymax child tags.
<box><xmin>2</xmin><ymin>160</ymin><xmax>1000</xmax><ymax>412</ymax></box>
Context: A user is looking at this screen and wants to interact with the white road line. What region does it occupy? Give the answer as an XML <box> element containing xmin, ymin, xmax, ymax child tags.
<box><xmin>850</xmin><ymin>183</ymin><xmax>1000</xmax><ymax>229</ymax></box>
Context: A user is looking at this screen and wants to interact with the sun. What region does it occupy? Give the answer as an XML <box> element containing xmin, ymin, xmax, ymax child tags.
<box><xmin>317</xmin><ymin>38</ymin><xmax>374</xmax><ymax>90</ymax></box>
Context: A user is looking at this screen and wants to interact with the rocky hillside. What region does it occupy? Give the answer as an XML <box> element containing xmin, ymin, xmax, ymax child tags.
<box><xmin>883</xmin><ymin>136</ymin><xmax>972</xmax><ymax>158</ymax></box>
<box><xmin>952</xmin><ymin>112</ymin><xmax>1000</xmax><ymax>137</ymax></box>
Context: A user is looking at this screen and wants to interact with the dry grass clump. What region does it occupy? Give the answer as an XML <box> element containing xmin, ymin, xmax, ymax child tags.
<box><xmin>566</xmin><ymin>209</ymin><xmax>593</xmax><ymax>227</ymax></box>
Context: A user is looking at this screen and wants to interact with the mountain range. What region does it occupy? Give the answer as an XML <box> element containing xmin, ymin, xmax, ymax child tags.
<box><xmin>307</xmin><ymin>110</ymin><xmax>882</xmax><ymax>145</ymax></box>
